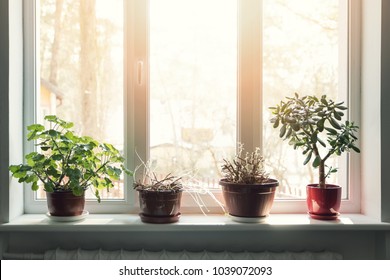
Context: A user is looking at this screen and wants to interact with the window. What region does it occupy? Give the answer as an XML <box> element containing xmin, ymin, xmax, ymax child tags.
<box><xmin>263</xmin><ymin>0</ymin><xmax>349</xmax><ymax>199</ymax></box>
<box><xmin>37</xmin><ymin>0</ymin><xmax>125</xmax><ymax>200</ymax></box>
<box><xmin>25</xmin><ymin>0</ymin><xmax>129</xmax><ymax>213</ymax></box>
<box><xmin>25</xmin><ymin>0</ymin><xmax>360</xmax><ymax>214</ymax></box>
<box><xmin>149</xmin><ymin>0</ymin><xmax>237</xmax><ymax>187</ymax></box>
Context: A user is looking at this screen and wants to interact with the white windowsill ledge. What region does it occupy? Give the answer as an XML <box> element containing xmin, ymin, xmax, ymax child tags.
<box><xmin>1</xmin><ymin>214</ymin><xmax>389</xmax><ymax>232</ymax></box>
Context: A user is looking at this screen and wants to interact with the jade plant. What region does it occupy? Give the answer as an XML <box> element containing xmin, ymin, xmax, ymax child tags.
<box><xmin>221</xmin><ymin>144</ymin><xmax>270</xmax><ymax>184</ymax></box>
<box><xmin>9</xmin><ymin>115</ymin><xmax>131</xmax><ymax>202</ymax></box>
<box><xmin>269</xmin><ymin>93</ymin><xmax>360</xmax><ymax>188</ymax></box>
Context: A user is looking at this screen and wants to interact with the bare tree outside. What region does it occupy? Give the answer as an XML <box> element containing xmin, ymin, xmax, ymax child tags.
<box><xmin>262</xmin><ymin>0</ymin><xmax>343</xmax><ymax>198</ymax></box>
<box><xmin>39</xmin><ymin>0</ymin><xmax>124</xmax><ymax>199</ymax></box>
<box><xmin>79</xmin><ymin>0</ymin><xmax>99</xmax><ymax>139</ymax></box>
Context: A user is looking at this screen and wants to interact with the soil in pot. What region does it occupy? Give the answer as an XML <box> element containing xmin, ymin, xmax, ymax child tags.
<box><xmin>306</xmin><ymin>184</ymin><xmax>341</xmax><ymax>220</ymax></box>
<box><xmin>46</xmin><ymin>190</ymin><xmax>85</xmax><ymax>216</ymax></box>
<box><xmin>219</xmin><ymin>179</ymin><xmax>278</xmax><ymax>219</ymax></box>
<box><xmin>137</xmin><ymin>189</ymin><xmax>182</xmax><ymax>223</ymax></box>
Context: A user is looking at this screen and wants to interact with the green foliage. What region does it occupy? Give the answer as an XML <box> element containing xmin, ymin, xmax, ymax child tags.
<box><xmin>269</xmin><ymin>93</ymin><xmax>360</xmax><ymax>187</ymax></box>
<box><xmin>9</xmin><ymin>115</ymin><xmax>132</xmax><ymax>202</ymax></box>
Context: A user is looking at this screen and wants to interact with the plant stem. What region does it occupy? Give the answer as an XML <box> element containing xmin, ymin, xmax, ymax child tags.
<box><xmin>311</xmin><ymin>142</ymin><xmax>326</xmax><ymax>188</ymax></box>
<box><xmin>79</xmin><ymin>161</ymin><xmax>108</xmax><ymax>188</ymax></box>
<box><xmin>319</xmin><ymin>161</ymin><xmax>326</xmax><ymax>188</ymax></box>
<box><xmin>33</xmin><ymin>171</ymin><xmax>47</xmax><ymax>185</ymax></box>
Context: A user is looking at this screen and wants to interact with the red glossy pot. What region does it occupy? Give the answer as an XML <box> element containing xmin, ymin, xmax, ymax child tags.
<box><xmin>306</xmin><ymin>184</ymin><xmax>341</xmax><ymax>220</ymax></box>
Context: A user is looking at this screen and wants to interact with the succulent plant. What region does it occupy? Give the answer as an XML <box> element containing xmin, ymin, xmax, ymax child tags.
<box><xmin>269</xmin><ymin>93</ymin><xmax>360</xmax><ymax>188</ymax></box>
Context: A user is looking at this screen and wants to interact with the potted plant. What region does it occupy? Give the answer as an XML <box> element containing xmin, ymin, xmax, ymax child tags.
<box><xmin>134</xmin><ymin>162</ymin><xmax>183</xmax><ymax>223</ymax></box>
<box><xmin>269</xmin><ymin>93</ymin><xmax>360</xmax><ymax>219</ymax></box>
<box><xmin>9</xmin><ymin>115</ymin><xmax>131</xmax><ymax>218</ymax></box>
<box><xmin>219</xmin><ymin>145</ymin><xmax>279</xmax><ymax>223</ymax></box>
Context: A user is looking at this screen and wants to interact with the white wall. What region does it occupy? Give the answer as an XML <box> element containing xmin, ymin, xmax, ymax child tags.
<box><xmin>0</xmin><ymin>0</ymin><xmax>24</xmax><ymax>224</ymax></box>
<box><xmin>0</xmin><ymin>0</ymin><xmax>24</xmax><ymax>231</ymax></box>
<box><xmin>361</xmin><ymin>0</ymin><xmax>382</xmax><ymax>219</ymax></box>
<box><xmin>0</xmin><ymin>0</ymin><xmax>11</xmax><ymax>224</ymax></box>
<box><xmin>8</xmin><ymin>0</ymin><xmax>24</xmax><ymax>221</ymax></box>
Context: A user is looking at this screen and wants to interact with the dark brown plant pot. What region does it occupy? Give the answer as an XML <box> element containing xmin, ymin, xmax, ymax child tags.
<box><xmin>137</xmin><ymin>189</ymin><xmax>183</xmax><ymax>223</ymax></box>
<box><xmin>219</xmin><ymin>179</ymin><xmax>279</xmax><ymax>218</ymax></box>
<box><xmin>306</xmin><ymin>184</ymin><xmax>341</xmax><ymax>220</ymax></box>
<box><xmin>46</xmin><ymin>190</ymin><xmax>85</xmax><ymax>216</ymax></box>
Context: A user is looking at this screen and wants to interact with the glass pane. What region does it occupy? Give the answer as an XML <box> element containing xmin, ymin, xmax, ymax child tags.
<box><xmin>149</xmin><ymin>0</ymin><xmax>237</xmax><ymax>188</ymax></box>
<box><xmin>38</xmin><ymin>0</ymin><xmax>124</xmax><ymax>199</ymax></box>
<box><xmin>262</xmin><ymin>0</ymin><xmax>347</xmax><ymax>199</ymax></box>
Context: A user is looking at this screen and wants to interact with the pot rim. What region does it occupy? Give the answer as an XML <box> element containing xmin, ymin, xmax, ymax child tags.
<box><xmin>45</xmin><ymin>190</ymin><xmax>86</xmax><ymax>196</ymax></box>
<box><xmin>136</xmin><ymin>188</ymin><xmax>183</xmax><ymax>194</ymax></box>
<box><xmin>219</xmin><ymin>178</ymin><xmax>279</xmax><ymax>188</ymax></box>
<box><xmin>45</xmin><ymin>187</ymin><xmax>88</xmax><ymax>193</ymax></box>
<box><xmin>306</xmin><ymin>183</ymin><xmax>341</xmax><ymax>189</ymax></box>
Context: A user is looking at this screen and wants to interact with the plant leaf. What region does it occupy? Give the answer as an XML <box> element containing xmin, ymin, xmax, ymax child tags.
<box><xmin>31</xmin><ymin>181</ymin><xmax>39</xmax><ymax>191</ymax></box>
<box><xmin>272</xmin><ymin>117</ymin><xmax>280</xmax><ymax>128</ymax></box>
<box><xmin>312</xmin><ymin>156</ymin><xmax>321</xmax><ymax>168</ymax></box>
<box><xmin>324</xmin><ymin>127</ymin><xmax>337</xmax><ymax>135</ymax></box>
<box><xmin>303</xmin><ymin>151</ymin><xmax>312</xmax><ymax>165</ymax></box>
<box><xmin>317</xmin><ymin>119</ymin><xmax>325</xmax><ymax>132</ymax></box>
<box><xmin>285</xmin><ymin>127</ymin><xmax>293</xmax><ymax>139</ymax></box>
<box><xmin>351</xmin><ymin>145</ymin><xmax>360</xmax><ymax>153</ymax></box>
<box><xmin>329</xmin><ymin>118</ymin><xmax>341</xmax><ymax>129</ymax></box>
<box><xmin>279</xmin><ymin>124</ymin><xmax>287</xmax><ymax>138</ymax></box>
<box><xmin>27</xmin><ymin>124</ymin><xmax>45</xmax><ymax>132</ymax></box>
<box><xmin>318</xmin><ymin>137</ymin><xmax>326</xmax><ymax>147</ymax></box>
<box><xmin>291</xmin><ymin>123</ymin><xmax>300</xmax><ymax>131</ymax></box>
<box><xmin>333</xmin><ymin>110</ymin><xmax>342</xmax><ymax>121</ymax></box>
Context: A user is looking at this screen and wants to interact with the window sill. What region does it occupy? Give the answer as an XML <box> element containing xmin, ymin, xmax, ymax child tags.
<box><xmin>1</xmin><ymin>213</ymin><xmax>389</xmax><ymax>232</ymax></box>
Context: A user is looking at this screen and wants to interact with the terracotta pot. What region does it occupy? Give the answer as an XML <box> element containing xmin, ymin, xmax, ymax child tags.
<box><xmin>137</xmin><ymin>189</ymin><xmax>183</xmax><ymax>223</ymax></box>
<box><xmin>46</xmin><ymin>190</ymin><xmax>85</xmax><ymax>216</ymax></box>
<box><xmin>219</xmin><ymin>179</ymin><xmax>279</xmax><ymax>218</ymax></box>
<box><xmin>306</xmin><ymin>184</ymin><xmax>341</xmax><ymax>220</ymax></box>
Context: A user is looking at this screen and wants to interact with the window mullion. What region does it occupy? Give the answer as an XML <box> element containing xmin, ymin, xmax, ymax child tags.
<box><xmin>126</xmin><ymin>0</ymin><xmax>149</xmax><ymax>206</ymax></box>
<box><xmin>24</xmin><ymin>0</ymin><xmax>46</xmax><ymax>213</ymax></box>
<box><xmin>346</xmin><ymin>0</ymin><xmax>361</xmax><ymax>211</ymax></box>
<box><xmin>237</xmin><ymin>0</ymin><xmax>263</xmax><ymax>153</ymax></box>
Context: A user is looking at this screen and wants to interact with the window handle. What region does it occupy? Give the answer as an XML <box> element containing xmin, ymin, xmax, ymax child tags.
<box><xmin>137</xmin><ymin>61</ymin><xmax>143</xmax><ymax>85</ymax></box>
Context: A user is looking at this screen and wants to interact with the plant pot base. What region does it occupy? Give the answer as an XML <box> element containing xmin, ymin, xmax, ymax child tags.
<box><xmin>229</xmin><ymin>214</ymin><xmax>268</xmax><ymax>223</ymax></box>
<box><xmin>46</xmin><ymin>210</ymin><xmax>89</xmax><ymax>222</ymax></box>
<box><xmin>308</xmin><ymin>212</ymin><xmax>340</xmax><ymax>220</ymax></box>
<box><xmin>139</xmin><ymin>213</ymin><xmax>181</xmax><ymax>224</ymax></box>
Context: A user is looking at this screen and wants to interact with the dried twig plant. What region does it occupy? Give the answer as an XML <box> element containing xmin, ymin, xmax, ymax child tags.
<box><xmin>133</xmin><ymin>172</ymin><xmax>183</xmax><ymax>192</ymax></box>
<box><xmin>221</xmin><ymin>144</ymin><xmax>270</xmax><ymax>184</ymax></box>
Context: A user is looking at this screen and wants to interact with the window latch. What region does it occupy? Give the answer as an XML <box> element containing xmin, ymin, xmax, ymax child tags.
<box><xmin>137</xmin><ymin>61</ymin><xmax>143</xmax><ymax>85</ymax></box>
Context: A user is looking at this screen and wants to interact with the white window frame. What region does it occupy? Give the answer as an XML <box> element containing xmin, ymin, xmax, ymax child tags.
<box><xmin>23</xmin><ymin>0</ymin><xmax>361</xmax><ymax>214</ymax></box>
<box><xmin>23</xmin><ymin>0</ymin><xmax>133</xmax><ymax>214</ymax></box>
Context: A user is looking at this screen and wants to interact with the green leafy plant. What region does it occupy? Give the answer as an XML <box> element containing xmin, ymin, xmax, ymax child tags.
<box><xmin>269</xmin><ymin>93</ymin><xmax>360</xmax><ymax>188</ymax></box>
<box><xmin>9</xmin><ymin>115</ymin><xmax>131</xmax><ymax>202</ymax></box>
<box><xmin>221</xmin><ymin>144</ymin><xmax>270</xmax><ymax>184</ymax></box>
